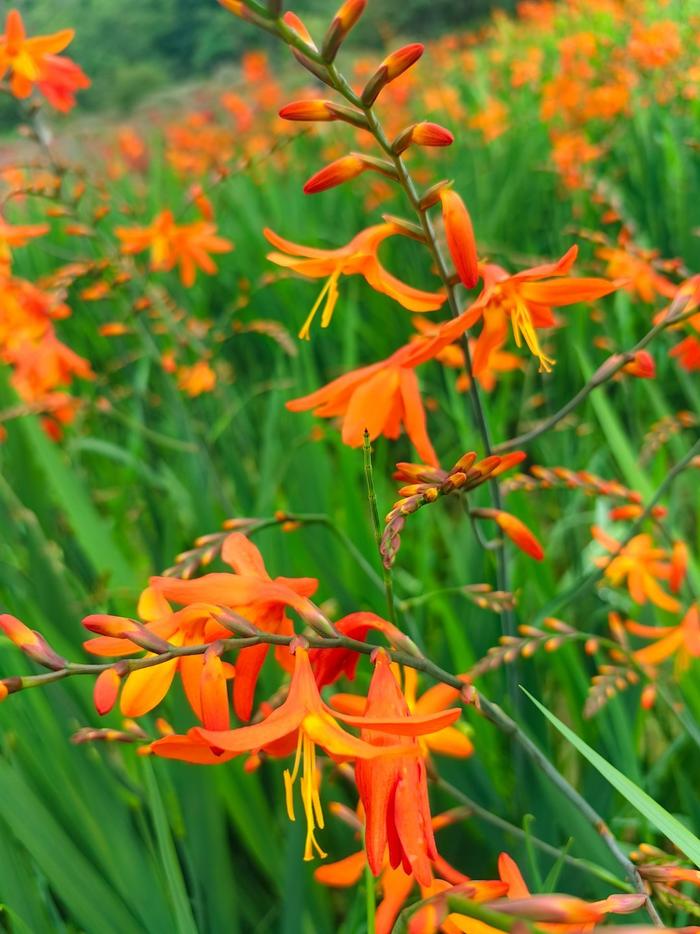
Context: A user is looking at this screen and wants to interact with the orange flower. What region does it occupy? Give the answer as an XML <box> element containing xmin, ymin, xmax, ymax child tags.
<box><xmin>176</xmin><ymin>360</ymin><xmax>217</xmax><ymax>397</ymax></box>
<box><xmin>316</xmin><ymin>808</ymin><xmax>504</xmax><ymax>934</ymax></box>
<box><xmin>150</xmin><ymin>532</ymin><xmax>319</xmax><ymax>721</ymax></box>
<box><xmin>354</xmin><ymin>652</ymin><xmax>461</xmax><ymax>885</ymax></box>
<box><xmin>591</xmin><ymin>527</ymin><xmax>681</xmax><ymax>612</ymax></box>
<box><xmin>446</xmin><ymin>853</ymin><xmax>645</xmax><ymax>933</ymax></box>
<box><xmin>116</xmin><ymin>209</ymin><xmax>232</xmax><ymax>287</ymax></box>
<box><xmin>596</xmin><ymin>244</ymin><xmax>676</xmax><ymax>304</ymax></box>
<box><xmin>286</xmin><ymin>339</ymin><xmax>440</xmax><ymax>465</ymax></box>
<box><xmin>459</xmin><ymin>246</ymin><xmax>620</xmax><ymax>373</ymax></box>
<box><xmin>83</xmin><ymin>587</ymin><xmax>234</xmax><ymax>723</ymax></box>
<box><xmin>264</xmin><ymin>224</ymin><xmax>445</xmax><ymax>339</ymax></box>
<box><xmin>0</xmin><ymin>10</ymin><xmax>89</xmax><ymax>111</ymax></box>
<box><xmin>156</xmin><ymin>646</ymin><xmax>431</xmax><ymax>861</ymax></box>
<box><xmin>627</xmin><ymin>605</ymin><xmax>700</xmax><ymax>674</ymax></box>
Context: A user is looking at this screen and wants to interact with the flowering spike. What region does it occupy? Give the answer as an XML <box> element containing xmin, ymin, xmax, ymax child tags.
<box><xmin>439</xmin><ymin>189</ymin><xmax>479</xmax><ymax>289</ymax></box>
<box><xmin>0</xmin><ymin>614</ymin><xmax>67</xmax><ymax>670</ymax></box>
<box><xmin>361</xmin><ymin>43</ymin><xmax>424</xmax><ymax>106</ymax></box>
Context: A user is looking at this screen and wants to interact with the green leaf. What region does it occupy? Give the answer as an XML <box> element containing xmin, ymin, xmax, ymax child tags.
<box><xmin>522</xmin><ymin>688</ymin><xmax>700</xmax><ymax>868</ymax></box>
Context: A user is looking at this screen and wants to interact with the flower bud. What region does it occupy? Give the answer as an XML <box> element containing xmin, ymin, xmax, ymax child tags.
<box><xmin>361</xmin><ymin>43</ymin><xmax>424</xmax><ymax>106</ymax></box>
<box><xmin>0</xmin><ymin>614</ymin><xmax>67</xmax><ymax>670</ymax></box>
<box><xmin>279</xmin><ymin>100</ymin><xmax>337</xmax><ymax>121</ymax></box>
<box><xmin>94</xmin><ymin>668</ymin><xmax>122</xmax><ymax>715</ymax></box>
<box><xmin>669</xmin><ymin>540</ymin><xmax>688</xmax><ymax>592</ymax></box>
<box><xmin>439</xmin><ymin>188</ymin><xmax>479</xmax><ymax>289</ymax></box>
<box><xmin>282</xmin><ymin>11</ymin><xmax>315</xmax><ymax>46</ymax></box>
<box><xmin>622</xmin><ymin>349</ymin><xmax>655</xmax><ymax>379</ymax></box>
<box><xmin>392</xmin><ymin>121</ymin><xmax>454</xmax><ymax>155</ymax></box>
<box><xmin>303</xmin><ymin>153</ymin><xmax>397</xmax><ymax>194</ymax></box>
<box><xmin>321</xmin><ymin>0</ymin><xmax>366</xmax><ymax>62</ymax></box>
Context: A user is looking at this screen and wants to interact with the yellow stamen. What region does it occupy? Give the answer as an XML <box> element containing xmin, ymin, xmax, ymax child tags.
<box><xmin>282</xmin><ymin>729</ymin><xmax>327</xmax><ymax>861</ymax></box>
<box><xmin>510</xmin><ymin>295</ymin><xmax>556</xmax><ymax>373</ymax></box>
<box><xmin>298</xmin><ymin>268</ymin><xmax>342</xmax><ymax>340</ymax></box>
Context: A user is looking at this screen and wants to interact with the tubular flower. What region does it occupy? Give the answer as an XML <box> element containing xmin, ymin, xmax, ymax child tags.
<box><xmin>445</xmin><ymin>853</ymin><xmax>645</xmax><ymax>933</ymax></box>
<box><xmin>591</xmin><ymin>527</ymin><xmax>681</xmax><ymax>613</ymax></box>
<box><xmin>332</xmin><ymin>664</ymin><xmax>473</xmax><ymax>761</ymax></box>
<box><xmin>83</xmin><ymin>587</ymin><xmax>234</xmax><ymax>724</ymax></box>
<box><xmin>116</xmin><ymin>209</ymin><xmax>232</xmax><ymax>287</ymax></box>
<box><xmin>354</xmin><ymin>652</ymin><xmax>462</xmax><ymax>886</ymax></box>
<box><xmin>286</xmin><ymin>337</ymin><xmax>442</xmax><ymax>465</ymax></box>
<box><xmin>0</xmin><ymin>9</ymin><xmax>89</xmax><ymax>111</ymax></box>
<box><xmin>150</xmin><ymin>532</ymin><xmax>319</xmax><ymax>722</ymax></box>
<box><xmin>457</xmin><ymin>246</ymin><xmax>620</xmax><ymax>373</ymax></box>
<box><xmin>155</xmin><ymin>646</ymin><xmax>439</xmax><ymax>862</ymax></box>
<box><xmin>627</xmin><ymin>605</ymin><xmax>700</xmax><ymax>675</ymax></box>
<box><xmin>264</xmin><ymin>224</ymin><xmax>445</xmax><ymax>339</ymax></box>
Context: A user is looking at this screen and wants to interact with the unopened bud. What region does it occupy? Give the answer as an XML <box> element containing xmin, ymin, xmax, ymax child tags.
<box><xmin>321</xmin><ymin>0</ymin><xmax>366</xmax><ymax>62</ymax></box>
<box><xmin>94</xmin><ymin>667</ymin><xmax>122</xmax><ymax>715</ymax></box>
<box><xmin>393</xmin><ymin>121</ymin><xmax>454</xmax><ymax>154</ymax></box>
<box><xmin>0</xmin><ymin>614</ymin><xmax>67</xmax><ymax>670</ymax></box>
<box><xmin>361</xmin><ymin>43</ymin><xmax>424</xmax><ymax>106</ymax></box>
<box><xmin>440</xmin><ymin>188</ymin><xmax>479</xmax><ymax>289</ymax></box>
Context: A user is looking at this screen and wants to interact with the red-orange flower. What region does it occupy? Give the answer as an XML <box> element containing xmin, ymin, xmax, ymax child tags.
<box><xmin>264</xmin><ymin>224</ymin><xmax>445</xmax><ymax>339</ymax></box>
<box><xmin>355</xmin><ymin>652</ymin><xmax>461</xmax><ymax>885</ymax></box>
<box><xmin>459</xmin><ymin>246</ymin><xmax>619</xmax><ymax>373</ymax></box>
<box><xmin>154</xmin><ymin>646</ymin><xmax>446</xmax><ymax>861</ymax></box>
<box><xmin>0</xmin><ymin>10</ymin><xmax>89</xmax><ymax>111</ymax></box>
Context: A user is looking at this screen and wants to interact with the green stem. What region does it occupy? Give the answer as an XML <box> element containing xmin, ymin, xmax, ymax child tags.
<box><xmin>364</xmin><ymin>861</ymin><xmax>376</xmax><ymax>934</ymax></box>
<box><xmin>362</xmin><ymin>431</ymin><xmax>398</xmax><ymax>626</ymax></box>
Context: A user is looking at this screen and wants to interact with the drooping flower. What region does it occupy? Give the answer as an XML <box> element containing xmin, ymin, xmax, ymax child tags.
<box><xmin>457</xmin><ymin>246</ymin><xmax>619</xmax><ymax>373</ymax></box>
<box><xmin>0</xmin><ymin>10</ymin><xmax>89</xmax><ymax>111</ymax></box>
<box><xmin>156</xmin><ymin>646</ymin><xmax>454</xmax><ymax>861</ymax></box>
<box><xmin>264</xmin><ymin>224</ymin><xmax>445</xmax><ymax>339</ymax></box>
<box><xmin>354</xmin><ymin>652</ymin><xmax>462</xmax><ymax>885</ymax></box>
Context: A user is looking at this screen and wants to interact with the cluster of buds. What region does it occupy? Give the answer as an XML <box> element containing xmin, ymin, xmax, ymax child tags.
<box><xmin>584</xmin><ymin>663</ymin><xmax>640</xmax><ymax>718</ymax></box>
<box><xmin>641</xmin><ymin>411</ymin><xmax>697</xmax><ymax>464</ymax></box>
<box><xmin>469</xmin><ymin>617</ymin><xmax>579</xmax><ymax>679</ymax></box>
<box><xmin>380</xmin><ymin>451</ymin><xmax>526</xmax><ymax>568</ymax></box>
<box><xmin>632</xmin><ymin>845</ymin><xmax>700</xmax><ymax>918</ymax></box>
<box><xmin>502</xmin><ymin>463</ymin><xmax>644</xmax><ymax>504</ymax></box>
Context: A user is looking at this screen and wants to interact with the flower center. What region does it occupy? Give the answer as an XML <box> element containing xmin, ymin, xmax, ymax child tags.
<box><xmin>283</xmin><ymin>727</ymin><xmax>327</xmax><ymax>860</ymax></box>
